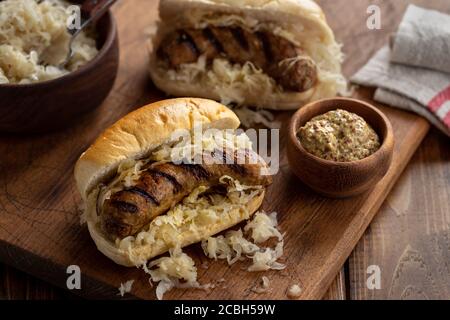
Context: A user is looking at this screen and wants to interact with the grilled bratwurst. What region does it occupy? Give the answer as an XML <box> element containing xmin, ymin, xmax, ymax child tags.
<box><xmin>101</xmin><ymin>149</ymin><xmax>272</xmax><ymax>239</ymax></box>
<box><xmin>157</xmin><ymin>26</ymin><xmax>318</xmax><ymax>92</ymax></box>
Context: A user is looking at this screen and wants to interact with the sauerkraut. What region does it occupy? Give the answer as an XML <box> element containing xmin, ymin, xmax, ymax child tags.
<box><xmin>118</xmin><ymin>280</ymin><xmax>134</xmax><ymax>297</ymax></box>
<box><xmin>201</xmin><ymin>211</ymin><xmax>285</xmax><ymax>272</ymax></box>
<box><xmin>0</xmin><ymin>0</ymin><xmax>98</xmax><ymax>84</ymax></box>
<box><xmin>244</xmin><ymin>212</ymin><xmax>283</xmax><ymax>243</ymax></box>
<box><xmin>248</xmin><ymin>240</ymin><xmax>285</xmax><ymax>271</ymax></box>
<box><xmin>144</xmin><ymin>247</ymin><xmax>200</xmax><ymax>300</ymax></box>
<box><xmin>150</xmin><ymin>127</ymin><xmax>253</xmax><ymax>164</ymax></box>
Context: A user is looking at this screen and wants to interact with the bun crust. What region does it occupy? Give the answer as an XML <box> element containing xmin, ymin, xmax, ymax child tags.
<box><xmin>159</xmin><ymin>0</ymin><xmax>332</xmax><ymax>41</ymax></box>
<box><xmin>149</xmin><ymin>0</ymin><xmax>346</xmax><ymax>110</ymax></box>
<box><xmin>74</xmin><ymin>98</ymin><xmax>240</xmax><ymax>200</ymax></box>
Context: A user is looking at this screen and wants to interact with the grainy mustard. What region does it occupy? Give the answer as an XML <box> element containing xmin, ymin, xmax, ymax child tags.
<box><xmin>297</xmin><ymin>109</ymin><xmax>380</xmax><ymax>162</ymax></box>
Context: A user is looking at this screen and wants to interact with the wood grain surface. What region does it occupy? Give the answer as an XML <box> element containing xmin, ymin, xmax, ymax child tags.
<box><xmin>348</xmin><ymin>128</ymin><xmax>450</xmax><ymax>299</ymax></box>
<box><xmin>0</xmin><ymin>0</ymin><xmax>447</xmax><ymax>300</ymax></box>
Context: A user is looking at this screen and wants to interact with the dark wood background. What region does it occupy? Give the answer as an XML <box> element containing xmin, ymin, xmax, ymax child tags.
<box><xmin>1</xmin><ymin>0</ymin><xmax>449</xmax><ymax>299</ymax></box>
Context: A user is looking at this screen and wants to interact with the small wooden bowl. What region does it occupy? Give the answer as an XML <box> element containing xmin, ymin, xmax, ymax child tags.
<box><xmin>0</xmin><ymin>10</ymin><xmax>119</xmax><ymax>133</ymax></box>
<box><xmin>287</xmin><ymin>98</ymin><xmax>394</xmax><ymax>198</ymax></box>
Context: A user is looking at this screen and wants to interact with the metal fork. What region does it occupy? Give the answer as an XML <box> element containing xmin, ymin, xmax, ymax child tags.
<box><xmin>59</xmin><ymin>0</ymin><xmax>117</xmax><ymax>68</ymax></box>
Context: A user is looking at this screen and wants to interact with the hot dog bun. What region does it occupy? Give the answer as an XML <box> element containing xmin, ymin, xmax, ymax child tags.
<box><xmin>149</xmin><ymin>0</ymin><xmax>347</xmax><ymax>110</ymax></box>
<box><xmin>74</xmin><ymin>98</ymin><xmax>267</xmax><ymax>266</ymax></box>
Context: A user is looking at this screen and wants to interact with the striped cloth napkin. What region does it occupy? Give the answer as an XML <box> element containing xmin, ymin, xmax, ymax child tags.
<box><xmin>351</xmin><ymin>5</ymin><xmax>450</xmax><ymax>137</ymax></box>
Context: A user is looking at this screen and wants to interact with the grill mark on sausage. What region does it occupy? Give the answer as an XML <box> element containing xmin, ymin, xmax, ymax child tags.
<box><xmin>228</xmin><ymin>164</ymin><xmax>247</xmax><ymax>176</ymax></box>
<box><xmin>179</xmin><ymin>31</ymin><xmax>200</xmax><ymax>56</ymax></box>
<box><xmin>127</xmin><ymin>187</ymin><xmax>160</xmax><ymax>206</ymax></box>
<box><xmin>179</xmin><ymin>163</ymin><xmax>211</xmax><ymax>180</ymax></box>
<box><xmin>111</xmin><ymin>200</ymin><xmax>139</xmax><ymax>214</ymax></box>
<box><xmin>104</xmin><ymin>218</ymin><xmax>132</xmax><ymax>236</ymax></box>
<box><xmin>203</xmin><ymin>28</ymin><xmax>224</xmax><ymax>53</ymax></box>
<box><xmin>256</xmin><ymin>31</ymin><xmax>273</xmax><ymax>63</ymax></box>
<box><xmin>231</xmin><ymin>27</ymin><xmax>249</xmax><ymax>50</ymax></box>
<box><xmin>148</xmin><ymin>169</ymin><xmax>182</xmax><ymax>193</ymax></box>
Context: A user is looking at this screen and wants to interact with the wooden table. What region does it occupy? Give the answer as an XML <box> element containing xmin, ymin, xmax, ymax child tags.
<box><xmin>1</xmin><ymin>0</ymin><xmax>449</xmax><ymax>300</ymax></box>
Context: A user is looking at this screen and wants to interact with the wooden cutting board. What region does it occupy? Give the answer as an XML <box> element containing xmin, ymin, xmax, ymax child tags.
<box><xmin>0</xmin><ymin>0</ymin><xmax>431</xmax><ymax>299</ymax></box>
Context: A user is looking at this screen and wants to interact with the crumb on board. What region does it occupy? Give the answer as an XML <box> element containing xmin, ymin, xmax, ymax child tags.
<box><xmin>287</xmin><ymin>284</ymin><xmax>302</xmax><ymax>299</ymax></box>
<box><xmin>251</xmin><ymin>276</ymin><xmax>270</xmax><ymax>294</ymax></box>
<box><xmin>118</xmin><ymin>280</ymin><xmax>135</xmax><ymax>297</ymax></box>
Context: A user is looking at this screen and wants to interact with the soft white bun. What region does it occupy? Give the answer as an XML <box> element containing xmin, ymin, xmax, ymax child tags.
<box><xmin>74</xmin><ymin>98</ymin><xmax>266</xmax><ymax>266</ymax></box>
<box><xmin>149</xmin><ymin>0</ymin><xmax>347</xmax><ymax>110</ymax></box>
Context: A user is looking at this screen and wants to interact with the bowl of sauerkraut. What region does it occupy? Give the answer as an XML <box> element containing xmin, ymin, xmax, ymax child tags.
<box><xmin>0</xmin><ymin>0</ymin><xmax>119</xmax><ymax>133</ymax></box>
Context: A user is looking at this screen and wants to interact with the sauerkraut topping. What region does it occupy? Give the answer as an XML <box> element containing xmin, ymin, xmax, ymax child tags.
<box><xmin>0</xmin><ymin>0</ymin><xmax>98</xmax><ymax>84</ymax></box>
<box><xmin>150</xmin><ymin>128</ymin><xmax>253</xmax><ymax>163</ymax></box>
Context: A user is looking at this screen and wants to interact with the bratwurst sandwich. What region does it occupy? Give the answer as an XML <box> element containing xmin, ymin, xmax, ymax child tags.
<box><xmin>149</xmin><ymin>0</ymin><xmax>347</xmax><ymax>110</ymax></box>
<box><xmin>75</xmin><ymin>98</ymin><xmax>272</xmax><ymax>266</ymax></box>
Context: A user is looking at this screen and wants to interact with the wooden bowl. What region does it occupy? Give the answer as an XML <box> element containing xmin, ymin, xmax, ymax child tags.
<box><xmin>0</xmin><ymin>10</ymin><xmax>119</xmax><ymax>133</ymax></box>
<box><xmin>287</xmin><ymin>98</ymin><xmax>394</xmax><ymax>198</ymax></box>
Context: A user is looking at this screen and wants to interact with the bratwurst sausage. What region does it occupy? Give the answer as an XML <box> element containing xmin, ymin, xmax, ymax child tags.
<box><xmin>101</xmin><ymin>149</ymin><xmax>272</xmax><ymax>239</ymax></box>
<box><xmin>157</xmin><ymin>26</ymin><xmax>318</xmax><ymax>93</ymax></box>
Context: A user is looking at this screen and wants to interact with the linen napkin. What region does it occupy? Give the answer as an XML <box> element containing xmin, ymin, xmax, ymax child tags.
<box><xmin>351</xmin><ymin>5</ymin><xmax>450</xmax><ymax>137</ymax></box>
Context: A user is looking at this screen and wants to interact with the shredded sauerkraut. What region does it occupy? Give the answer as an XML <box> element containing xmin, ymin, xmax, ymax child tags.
<box><xmin>118</xmin><ymin>280</ymin><xmax>134</xmax><ymax>297</ymax></box>
<box><xmin>0</xmin><ymin>0</ymin><xmax>98</xmax><ymax>84</ymax></box>
<box><xmin>248</xmin><ymin>240</ymin><xmax>285</xmax><ymax>272</ymax></box>
<box><xmin>150</xmin><ymin>127</ymin><xmax>253</xmax><ymax>164</ymax></box>
<box><xmin>244</xmin><ymin>212</ymin><xmax>283</xmax><ymax>243</ymax></box>
<box><xmin>144</xmin><ymin>247</ymin><xmax>203</xmax><ymax>300</ymax></box>
<box><xmin>201</xmin><ymin>211</ymin><xmax>285</xmax><ymax>272</ymax></box>
<box><xmin>96</xmin><ymin>159</ymin><xmax>148</xmax><ymax>215</ymax></box>
<box><xmin>202</xmin><ymin>229</ymin><xmax>259</xmax><ymax>265</ymax></box>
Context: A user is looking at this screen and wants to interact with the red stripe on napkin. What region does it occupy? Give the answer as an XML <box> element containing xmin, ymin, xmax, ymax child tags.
<box><xmin>428</xmin><ymin>85</ymin><xmax>450</xmax><ymax>112</ymax></box>
<box><xmin>444</xmin><ymin>112</ymin><xmax>450</xmax><ymax>128</ymax></box>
